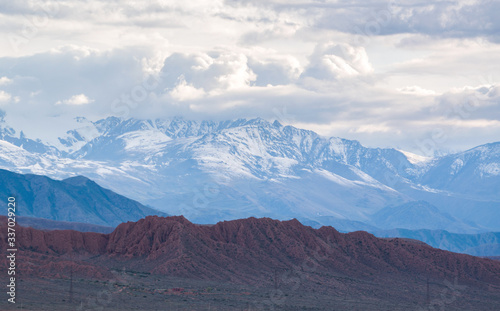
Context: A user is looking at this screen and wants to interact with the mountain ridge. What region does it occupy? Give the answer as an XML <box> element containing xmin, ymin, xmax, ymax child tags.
<box><xmin>4</xmin><ymin>215</ymin><xmax>500</xmax><ymax>310</ymax></box>
<box><xmin>0</xmin><ymin>116</ymin><xmax>498</xmax><ymax>232</ymax></box>
<box><xmin>0</xmin><ymin>169</ymin><xmax>167</xmax><ymax>227</ymax></box>
<box><xmin>374</xmin><ymin>228</ymin><xmax>500</xmax><ymax>257</ymax></box>
<box><xmin>4</xmin><ymin>215</ymin><xmax>500</xmax><ymax>284</ymax></box>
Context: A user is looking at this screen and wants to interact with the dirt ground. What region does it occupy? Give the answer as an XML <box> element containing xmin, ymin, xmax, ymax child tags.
<box><xmin>1</xmin><ymin>268</ymin><xmax>499</xmax><ymax>311</ymax></box>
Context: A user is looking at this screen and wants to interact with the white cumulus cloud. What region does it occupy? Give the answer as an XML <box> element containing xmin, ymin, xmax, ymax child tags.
<box><xmin>0</xmin><ymin>77</ymin><xmax>12</xmax><ymax>85</ymax></box>
<box><xmin>169</xmin><ymin>78</ymin><xmax>206</xmax><ymax>101</ymax></box>
<box><xmin>0</xmin><ymin>90</ymin><xmax>11</xmax><ymax>103</ymax></box>
<box><xmin>56</xmin><ymin>94</ymin><xmax>94</xmax><ymax>105</ymax></box>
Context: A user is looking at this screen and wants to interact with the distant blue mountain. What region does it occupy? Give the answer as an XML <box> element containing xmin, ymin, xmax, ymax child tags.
<box><xmin>374</xmin><ymin>228</ymin><xmax>500</xmax><ymax>257</ymax></box>
<box><xmin>370</xmin><ymin>201</ymin><xmax>478</xmax><ymax>232</ymax></box>
<box><xmin>0</xmin><ymin>169</ymin><xmax>167</xmax><ymax>227</ymax></box>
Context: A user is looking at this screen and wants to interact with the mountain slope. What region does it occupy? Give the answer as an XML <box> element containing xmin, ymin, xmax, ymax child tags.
<box><xmin>17</xmin><ymin>216</ymin><xmax>115</xmax><ymax>233</ymax></box>
<box><xmin>82</xmin><ymin>118</ymin><xmax>415</xmax><ymax>225</ymax></box>
<box><xmin>0</xmin><ymin>169</ymin><xmax>166</xmax><ymax>226</ymax></box>
<box><xmin>419</xmin><ymin>142</ymin><xmax>500</xmax><ymax>199</ymax></box>
<box><xmin>1</xmin><ymin>117</ymin><xmax>413</xmax><ymax>229</ymax></box>
<box><xmin>374</xmin><ymin>228</ymin><xmax>500</xmax><ymax>257</ymax></box>
<box><xmin>0</xmin><ymin>116</ymin><xmax>498</xmax><ymax>232</ymax></box>
<box><xmin>371</xmin><ymin>201</ymin><xmax>478</xmax><ymax>232</ymax></box>
<box><xmin>2</xmin><ymin>216</ymin><xmax>500</xmax><ymax>310</ymax></box>
<box><xmin>104</xmin><ymin>216</ymin><xmax>500</xmax><ymax>283</ymax></box>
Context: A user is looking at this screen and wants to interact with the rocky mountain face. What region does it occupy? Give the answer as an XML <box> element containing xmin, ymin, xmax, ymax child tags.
<box><xmin>0</xmin><ymin>116</ymin><xmax>498</xmax><ymax>232</ymax></box>
<box><xmin>4</xmin><ymin>215</ymin><xmax>500</xmax><ymax>310</ymax></box>
<box><xmin>0</xmin><ymin>169</ymin><xmax>167</xmax><ymax>227</ymax></box>
<box><xmin>3</xmin><ymin>216</ymin><xmax>500</xmax><ymax>282</ymax></box>
<box><xmin>103</xmin><ymin>216</ymin><xmax>500</xmax><ymax>283</ymax></box>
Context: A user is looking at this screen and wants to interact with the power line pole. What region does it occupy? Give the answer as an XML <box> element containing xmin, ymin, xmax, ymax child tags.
<box><xmin>426</xmin><ymin>277</ymin><xmax>430</xmax><ymax>306</ymax></box>
<box><xmin>69</xmin><ymin>265</ymin><xmax>74</xmax><ymax>304</ymax></box>
<box><xmin>274</xmin><ymin>268</ymin><xmax>278</xmax><ymax>291</ymax></box>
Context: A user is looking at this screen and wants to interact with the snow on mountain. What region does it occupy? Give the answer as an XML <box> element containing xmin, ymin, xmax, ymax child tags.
<box><xmin>391</xmin><ymin>142</ymin><xmax>500</xmax><ymax>231</ymax></box>
<box><xmin>119</xmin><ymin>130</ymin><xmax>172</xmax><ymax>152</ymax></box>
<box><xmin>0</xmin><ymin>140</ymin><xmax>39</xmax><ymax>167</ymax></box>
<box><xmin>51</xmin><ymin>117</ymin><xmax>99</xmax><ymax>153</ymax></box>
<box><xmin>0</xmin><ymin>115</ymin><xmax>498</xmax><ymax>232</ymax></box>
<box><xmin>398</xmin><ymin>149</ymin><xmax>433</xmax><ymax>165</ymax></box>
<box><xmin>419</xmin><ymin>142</ymin><xmax>500</xmax><ymax>197</ymax></box>
<box><xmin>480</xmin><ymin>162</ymin><xmax>500</xmax><ymax>176</ymax></box>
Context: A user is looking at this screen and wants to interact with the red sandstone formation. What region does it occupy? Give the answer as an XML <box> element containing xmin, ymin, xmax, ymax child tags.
<box><xmin>2</xmin><ymin>215</ymin><xmax>500</xmax><ymax>287</ymax></box>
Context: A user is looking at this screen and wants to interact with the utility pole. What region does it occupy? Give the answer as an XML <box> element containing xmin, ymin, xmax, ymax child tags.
<box><xmin>274</xmin><ymin>268</ymin><xmax>279</xmax><ymax>291</ymax></box>
<box><xmin>272</xmin><ymin>266</ymin><xmax>288</xmax><ymax>292</ymax></box>
<box><xmin>426</xmin><ymin>277</ymin><xmax>430</xmax><ymax>306</ymax></box>
<box><xmin>69</xmin><ymin>265</ymin><xmax>74</xmax><ymax>304</ymax></box>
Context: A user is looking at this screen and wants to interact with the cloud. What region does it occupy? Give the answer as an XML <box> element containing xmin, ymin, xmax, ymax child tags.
<box><xmin>0</xmin><ymin>43</ymin><xmax>498</xmax><ymax>155</ymax></box>
<box><xmin>0</xmin><ymin>1</ymin><xmax>499</xmax><ymax>155</ymax></box>
<box><xmin>247</xmin><ymin>53</ymin><xmax>302</xmax><ymax>86</ymax></box>
<box><xmin>56</xmin><ymin>93</ymin><xmax>94</xmax><ymax>105</ymax></box>
<box><xmin>398</xmin><ymin>86</ymin><xmax>436</xmax><ymax>96</ymax></box>
<box><xmin>353</xmin><ymin>123</ymin><xmax>393</xmax><ymax>134</ymax></box>
<box><xmin>0</xmin><ymin>91</ymin><xmax>12</xmax><ymax>103</ymax></box>
<box><xmin>435</xmin><ymin>84</ymin><xmax>500</xmax><ymax>121</ymax></box>
<box><xmin>0</xmin><ymin>46</ymin><xmax>147</xmax><ymax>115</ymax></box>
<box><xmin>169</xmin><ymin>78</ymin><xmax>206</xmax><ymax>101</ymax></box>
<box><xmin>159</xmin><ymin>51</ymin><xmax>257</xmax><ymax>94</ymax></box>
<box><xmin>0</xmin><ymin>77</ymin><xmax>12</xmax><ymax>85</ymax></box>
<box><xmin>301</xmin><ymin>43</ymin><xmax>373</xmax><ymax>81</ymax></box>
<box><xmin>283</xmin><ymin>0</ymin><xmax>500</xmax><ymax>42</ymax></box>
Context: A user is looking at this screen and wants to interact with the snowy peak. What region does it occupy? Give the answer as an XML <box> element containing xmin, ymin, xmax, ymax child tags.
<box><xmin>0</xmin><ymin>115</ymin><xmax>498</xmax><ymax>232</ymax></box>
<box><xmin>417</xmin><ymin>141</ymin><xmax>500</xmax><ymax>201</ymax></box>
<box><xmin>1</xmin><ymin>115</ymin><xmax>416</xmax><ymax>185</ymax></box>
<box><xmin>0</xmin><ymin>119</ymin><xmax>59</xmax><ymax>155</ymax></box>
<box><xmin>433</xmin><ymin>141</ymin><xmax>500</xmax><ymax>177</ymax></box>
<box><xmin>466</xmin><ymin>141</ymin><xmax>500</xmax><ymax>155</ymax></box>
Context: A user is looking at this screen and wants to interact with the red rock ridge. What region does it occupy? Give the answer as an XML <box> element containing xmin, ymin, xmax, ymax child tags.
<box><xmin>2</xmin><ymin>215</ymin><xmax>500</xmax><ymax>287</ymax></box>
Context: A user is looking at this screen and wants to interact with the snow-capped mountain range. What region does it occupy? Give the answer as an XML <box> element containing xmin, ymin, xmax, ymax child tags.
<box><xmin>1</xmin><ymin>115</ymin><xmax>499</xmax><ymax>232</ymax></box>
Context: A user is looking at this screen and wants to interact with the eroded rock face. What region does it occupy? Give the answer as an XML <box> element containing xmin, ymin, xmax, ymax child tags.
<box><xmin>2</xmin><ymin>216</ymin><xmax>500</xmax><ymax>287</ymax></box>
<box><xmin>16</xmin><ymin>226</ymin><xmax>109</xmax><ymax>255</ymax></box>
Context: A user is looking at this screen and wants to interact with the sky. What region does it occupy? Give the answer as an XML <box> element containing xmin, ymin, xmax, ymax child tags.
<box><xmin>0</xmin><ymin>0</ymin><xmax>499</xmax><ymax>156</ymax></box>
